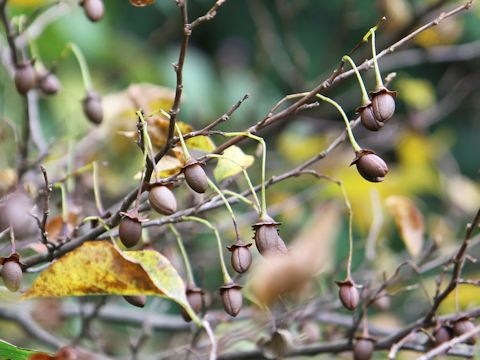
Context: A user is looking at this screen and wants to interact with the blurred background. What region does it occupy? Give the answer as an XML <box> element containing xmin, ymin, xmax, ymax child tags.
<box><xmin>1</xmin><ymin>0</ymin><xmax>480</xmax><ymax>358</ymax></box>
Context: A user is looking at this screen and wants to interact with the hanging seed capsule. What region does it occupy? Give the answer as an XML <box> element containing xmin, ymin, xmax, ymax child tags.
<box><xmin>181</xmin><ymin>286</ymin><xmax>205</xmax><ymax>322</ymax></box>
<box><xmin>118</xmin><ymin>214</ymin><xmax>142</xmax><ymax>248</ymax></box>
<box><xmin>369</xmin><ymin>86</ymin><xmax>397</xmax><ymax>123</ymax></box>
<box><xmin>219</xmin><ymin>282</ymin><xmax>242</xmax><ymax>317</ymax></box>
<box><xmin>252</xmin><ymin>215</ymin><xmax>288</xmax><ymax>257</ymax></box>
<box><xmin>38</xmin><ymin>71</ymin><xmax>61</xmax><ymax>95</ymax></box>
<box><xmin>14</xmin><ymin>61</ymin><xmax>36</xmax><ymax>95</ymax></box>
<box><xmin>2</xmin><ymin>260</ymin><xmax>23</xmax><ymax>292</ymax></box>
<box><xmin>351</xmin><ymin>150</ymin><xmax>388</xmax><ymax>183</ymax></box>
<box><xmin>453</xmin><ymin>318</ymin><xmax>476</xmax><ymax>345</ymax></box>
<box><xmin>182</xmin><ymin>159</ymin><xmax>208</xmax><ymax>193</ymax></box>
<box><xmin>336</xmin><ymin>279</ymin><xmax>359</xmax><ymax>311</ymax></box>
<box><xmin>372</xmin><ymin>290</ymin><xmax>390</xmax><ymax>311</ymax></box>
<box><xmin>82</xmin><ymin>91</ymin><xmax>103</xmax><ymax>125</ymax></box>
<box><xmin>357</xmin><ymin>102</ymin><xmax>383</xmax><ymax>132</ymax></box>
<box><xmin>434</xmin><ymin>325</ymin><xmax>452</xmax><ymax>347</ymax></box>
<box><xmin>148</xmin><ymin>185</ymin><xmax>177</xmax><ymax>215</ymax></box>
<box><xmin>123</xmin><ymin>295</ymin><xmax>147</xmax><ymax>308</ymax></box>
<box><xmin>82</xmin><ymin>0</ymin><xmax>105</xmax><ymax>22</ymax></box>
<box><xmin>227</xmin><ymin>242</ymin><xmax>252</xmax><ymax>274</ymax></box>
<box><xmin>353</xmin><ymin>337</ymin><xmax>375</xmax><ymax>360</ymax></box>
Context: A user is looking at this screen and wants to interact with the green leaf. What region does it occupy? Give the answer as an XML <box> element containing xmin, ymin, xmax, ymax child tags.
<box><xmin>0</xmin><ymin>339</ymin><xmax>49</xmax><ymax>360</ymax></box>
<box><xmin>214</xmin><ymin>146</ymin><xmax>254</xmax><ymax>183</ymax></box>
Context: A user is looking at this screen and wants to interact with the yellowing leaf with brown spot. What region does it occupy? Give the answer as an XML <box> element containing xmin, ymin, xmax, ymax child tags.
<box><xmin>22</xmin><ymin>242</ymin><xmax>199</xmax><ymax>324</ymax></box>
<box><xmin>386</xmin><ymin>196</ymin><xmax>424</xmax><ymax>257</ymax></box>
<box><xmin>214</xmin><ymin>145</ymin><xmax>254</xmax><ymax>183</ymax></box>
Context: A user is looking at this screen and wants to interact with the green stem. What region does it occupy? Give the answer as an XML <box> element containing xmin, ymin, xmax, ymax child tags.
<box><xmin>182</xmin><ymin>216</ymin><xmax>232</xmax><ymax>284</ymax></box>
<box><xmin>175</xmin><ymin>122</ymin><xmax>191</xmax><ymax>160</ymax></box>
<box><xmin>338</xmin><ymin>184</ymin><xmax>354</xmax><ymax>279</ymax></box>
<box><xmin>168</xmin><ymin>224</ymin><xmax>195</xmax><ymax>287</ymax></box>
<box><xmin>315</xmin><ymin>94</ymin><xmax>362</xmax><ymax>152</ymax></box>
<box><xmin>222</xmin><ymin>189</ymin><xmax>259</xmax><ymax>213</ymax></box>
<box><xmin>222</xmin><ymin>132</ymin><xmax>268</xmax><ymax>217</ymax></box>
<box><xmin>55</xmin><ymin>183</ymin><xmax>68</xmax><ymax>223</ymax></box>
<box><xmin>369</xmin><ymin>29</ymin><xmax>383</xmax><ymax>88</ymax></box>
<box><xmin>342</xmin><ymin>55</ymin><xmax>369</xmax><ymax>105</ymax></box>
<box><xmin>82</xmin><ymin>216</ymin><xmax>115</xmax><ymax>243</ymax></box>
<box><xmin>68</xmin><ymin>43</ymin><xmax>93</xmax><ymax>91</ymax></box>
<box><xmin>137</xmin><ymin>110</ymin><xmax>159</xmax><ymax>182</ymax></box>
<box><xmin>207</xmin><ymin>178</ymin><xmax>240</xmax><ymax>241</ymax></box>
<box><xmin>92</xmin><ymin>162</ymin><xmax>104</xmax><ymax>215</ymax></box>
<box><xmin>207</xmin><ymin>153</ymin><xmax>261</xmax><ymax>212</ymax></box>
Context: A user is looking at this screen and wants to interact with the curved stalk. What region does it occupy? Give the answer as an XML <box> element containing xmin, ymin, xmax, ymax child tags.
<box><xmin>207</xmin><ymin>178</ymin><xmax>240</xmax><ymax>241</ymax></box>
<box><xmin>222</xmin><ymin>189</ymin><xmax>259</xmax><ymax>213</ymax></box>
<box><xmin>342</xmin><ymin>55</ymin><xmax>369</xmax><ymax>105</ymax></box>
<box><xmin>168</xmin><ymin>224</ymin><xmax>195</xmax><ymax>287</ymax></box>
<box><xmin>369</xmin><ymin>29</ymin><xmax>383</xmax><ymax>88</ymax></box>
<box><xmin>68</xmin><ymin>43</ymin><xmax>93</xmax><ymax>91</ymax></box>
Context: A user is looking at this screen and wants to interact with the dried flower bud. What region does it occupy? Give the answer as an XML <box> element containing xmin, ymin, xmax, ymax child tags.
<box><xmin>353</xmin><ymin>337</ymin><xmax>375</xmax><ymax>360</ymax></box>
<box><xmin>434</xmin><ymin>325</ymin><xmax>452</xmax><ymax>347</ymax></box>
<box><xmin>357</xmin><ymin>103</ymin><xmax>383</xmax><ymax>132</ymax></box>
<box><xmin>453</xmin><ymin>318</ymin><xmax>476</xmax><ymax>345</ymax></box>
<box><xmin>181</xmin><ymin>286</ymin><xmax>205</xmax><ymax>322</ymax></box>
<box><xmin>14</xmin><ymin>61</ymin><xmax>36</xmax><ymax>95</ymax></box>
<box><xmin>2</xmin><ymin>260</ymin><xmax>23</xmax><ymax>292</ymax></box>
<box><xmin>220</xmin><ymin>282</ymin><xmax>242</xmax><ymax>317</ymax></box>
<box><xmin>253</xmin><ymin>215</ymin><xmax>288</xmax><ymax>257</ymax></box>
<box><xmin>148</xmin><ymin>185</ymin><xmax>177</xmax><ymax>215</ymax></box>
<box><xmin>369</xmin><ymin>86</ymin><xmax>397</xmax><ymax>123</ymax></box>
<box><xmin>38</xmin><ymin>72</ymin><xmax>61</xmax><ymax>95</ymax></box>
<box><xmin>82</xmin><ymin>91</ymin><xmax>103</xmax><ymax>125</ymax></box>
<box><xmin>118</xmin><ymin>214</ymin><xmax>142</xmax><ymax>248</ymax></box>
<box><xmin>123</xmin><ymin>295</ymin><xmax>147</xmax><ymax>308</ymax></box>
<box><xmin>82</xmin><ymin>0</ymin><xmax>105</xmax><ymax>22</ymax></box>
<box><xmin>182</xmin><ymin>159</ymin><xmax>208</xmax><ymax>193</ymax></box>
<box><xmin>351</xmin><ymin>150</ymin><xmax>388</xmax><ymax>183</ymax></box>
<box><xmin>336</xmin><ymin>279</ymin><xmax>359</xmax><ymax>311</ymax></box>
<box><xmin>228</xmin><ymin>242</ymin><xmax>252</xmax><ymax>274</ymax></box>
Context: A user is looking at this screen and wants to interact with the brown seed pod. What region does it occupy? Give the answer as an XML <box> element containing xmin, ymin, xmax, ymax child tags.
<box><xmin>0</xmin><ymin>192</ymin><xmax>37</xmax><ymax>239</ymax></box>
<box><xmin>14</xmin><ymin>61</ymin><xmax>36</xmax><ymax>95</ymax></box>
<box><xmin>357</xmin><ymin>102</ymin><xmax>383</xmax><ymax>132</ymax></box>
<box><xmin>2</xmin><ymin>260</ymin><xmax>23</xmax><ymax>292</ymax></box>
<box><xmin>118</xmin><ymin>214</ymin><xmax>142</xmax><ymax>248</ymax></box>
<box><xmin>434</xmin><ymin>325</ymin><xmax>452</xmax><ymax>347</ymax></box>
<box><xmin>351</xmin><ymin>149</ymin><xmax>388</xmax><ymax>183</ymax></box>
<box><xmin>369</xmin><ymin>86</ymin><xmax>397</xmax><ymax>123</ymax></box>
<box><xmin>82</xmin><ymin>91</ymin><xmax>103</xmax><ymax>125</ymax></box>
<box><xmin>353</xmin><ymin>337</ymin><xmax>375</xmax><ymax>360</ymax></box>
<box><xmin>252</xmin><ymin>215</ymin><xmax>288</xmax><ymax>257</ymax></box>
<box><xmin>82</xmin><ymin>0</ymin><xmax>105</xmax><ymax>22</ymax></box>
<box><xmin>148</xmin><ymin>185</ymin><xmax>177</xmax><ymax>215</ymax></box>
<box><xmin>182</xmin><ymin>159</ymin><xmax>208</xmax><ymax>193</ymax></box>
<box><xmin>219</xmin><ymin>282</ymin><xmax>242</xmax><ymax>317</ymax></box>
<box><xmin>123</xmin><ymin>295</ymin><xmax>147</xmax><ymax>308</ymax></box>
<box><xmin>38</xmin><ymin>72</ymin><xmax>61</xmax><ymax>95</ymax></box>
<box><xmin>336</xmin><ymin>279</ymin><xmax>359</xmax><ymax>311</ymax></box>
<box><xmin>181</xmin><ymin>286</ymin><xmax>205</xmax><ymax>322</ymax></box>
<box><xmin>372</xmin><ymin>290</ymin><xmax>390</xmax><ymax>311</ymax></box>
<box><xmin>227</xmin><ymin>242</ymin><xmax>253</xmax><ymax>274</ymax></box>
<box><xmin>453</xmin><ymin>318</ymin><xmax>476</xmax><ymax>345</ymax></box>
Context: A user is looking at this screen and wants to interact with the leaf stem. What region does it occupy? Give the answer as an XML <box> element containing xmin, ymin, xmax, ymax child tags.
<box><xmin>168</xmin><ymin>224</ymin><xmax>195</xmax><ymax>287</ymax></box>
<box><xmin>342</xmin><ymin>55</ymin><xmax>369</xmax><ymax>105</ymax></box>
<box><xmin>222</xmin><ymin>189</ymin><xmax>259</xmax><ymax>213</ymax></box>
<box><xmin>68</xmin><ymin>43</ymin><xmax>93</xmax><ymax>91</ymax></box>
<box><xmin>207</xmin><ymin>178</ymin><xmax>240</xmax><ymax>241</ymax></box>
<box><xmin>182</xmin><ymin>216</ymin><xmax>232</xmax><ymax>284</ymax></box>
<box><xmin>55</xmin><ymin>183</ymin><xmax>68</xmax><ymax>223</ymax></box>
<box><xmin>137</xmin><ymin>110</ymin><xmax>159</xmax><ymax>182</ymax></box>
<box><xmin>368</xmin><ymin>29</ymin><xmax>384</xmax><ymax>88</ymax></box>
<box><xmin>92</xmin><ymin>162</ymin><xmax>104</xmax><ymax>215</ymax></box>
<box><xmin>175</xmin><ymin>122</ymin><xmax>191</xmax><ymax>161</ymax></box>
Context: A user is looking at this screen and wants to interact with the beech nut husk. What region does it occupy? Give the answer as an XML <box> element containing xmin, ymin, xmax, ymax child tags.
<box><xmin>434</xmin><ymin>326</ymin><xmax>452</xmax><ymax>348</ymax></box>
<box><xmin>181</xmin><ymin>286</ymin><xmax>205</xmax><ymax>322</ymax></box>
<box><xmin>119</xmin><ymin>215</ymin><xmax>142</xmax><ymax>248</ymax></box>
<box><xmin>14</xmin><ymin>61</ymin><xmax>36</xmax><ymax>95</ymax></box>
<box><xmin>351</xmin><ymin>150</ymin><xmax>388</xmax><ymax>183</ymax></box>
<box><xmin>82</xmin><ymin>91</ymin><xmax>103</xmax><ymax>125</ymax></box>
<box><xmin>227</xmin><ymin>242</ymin><xmax>252</xmax><ymax>274</ymax></box>
<box><xmin>148</xmin><ymin>185</ymin><xmax>177</xmax><ymax>215</ymax></box>
<box><xmin>182</xmin><ymin>159</ymin><xmax>208</xmax><ymax>193</ymax></box>
<box><xmin>2</xmin><ymin>260</ymin><xmax>23</xmax><ymax>292</ymax></box>
<box><xmin>252</xmin><ymin>215</ymin><xmax>288</xmax><ymax>257</ymax></box>
<box><xmin>453</xmin><ymin>318</ymin><xmax>476</xmax><ymax>345</ymax></box>
<box><xmin>123</xmin><ymin>295</ymin><xmax>147</xmax><ymax>308</ymax></box>
<box><xmin>369</xmin><ymin>86</ymin><xmax>397</xmax><ymax>123</ymax></box>
<box><xmin>336</xmin><ymin>279</ymin><xmax>359</xmax><ymax>311</ymax></box>
<box><xmin>82</xmin><ymin>0</ymin><xmax>105</xmax><ymax>22</ymax></box>
<box><xmin>357</xmin><ymin>102</ymin><xmax>383</xmax><ymax>132</ymax></box>
<box><xmin>220</xmin><ymin>282</ymin><xmax>242</xmax><ymax>317</ymax></box>
<box><xmin>353</xmin><ymin>337</ymin><xmax>375</xmax><ymax>360</ymax></box>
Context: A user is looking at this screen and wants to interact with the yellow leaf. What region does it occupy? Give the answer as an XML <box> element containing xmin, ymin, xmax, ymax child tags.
<box><xmin>214</xmin><ymin>145</ymin><xmax>254</xmax><ymax>183</ymax></box>
<box><xmin>9</xmin><ymin>0</ymin><xmax>45</xmax><ymax>7</ymax></box>
<box><xmin>386</xmin><ymin>196</ymin><xmax>424</xmax><ymax>257</ymax></box>
<box><xmin>0</xmin><ymin>168</ymin><xmax>17</xmax><ymax>197</ymax></box>
<box><xmin>396</xmin><ymin>78</ymin><xmax>436</xmax><ymax>111</ymax></box>
<box><xmin>414</xmin><ymin>17</ymin><xmax>463</xmax><ymax>48</ymax></box>
<box><xmin>22</xmin><ymin>242</ymin><xmax>199</xmax><ymax>324</ymax></box>
<box><xmin>185</xmin><ymin>135</ymin><xmax>216</xmax><ymax>153</ymax></box>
